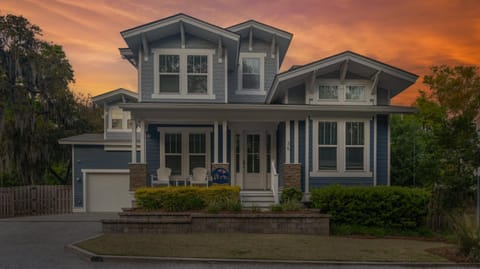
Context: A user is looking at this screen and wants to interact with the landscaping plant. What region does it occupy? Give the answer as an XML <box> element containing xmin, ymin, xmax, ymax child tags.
<box><xmin>453</xmin><ymin>214</ymin><xmax>480</xmax><ymax>262</ymax></box>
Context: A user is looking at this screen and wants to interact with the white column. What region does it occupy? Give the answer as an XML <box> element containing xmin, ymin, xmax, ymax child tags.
<box><xmin>214</xmin><ymin>121</ymin><xmax>219</xmax><ymax>163</ymax></box>
<box><xmin>294</xmin><ymin>120</ymin><xmax>299</xmax><ymax>163</ymax></box>
<box><xmin>131</xmin><ymin>120</ymin><xmax>137</xmax><ymax>163</ymax></box>
<box><xmin>285</xmin><ymin>120</ymin><xmax>290</xmax><ymax>163</ymax></box>
<box><xmin>222</xmin><ymin>120</ymin><xmax>227</xmax><ymax>163</ymax></box>
<box><xmin>140</xmin><ymin>120</ymin><xmax>146</xmax><ymax>163</ymax></box>
<box><xmin>305</xmin><ymin>118</ymin><xmax>310</xmax><ymax>193</ymax></box>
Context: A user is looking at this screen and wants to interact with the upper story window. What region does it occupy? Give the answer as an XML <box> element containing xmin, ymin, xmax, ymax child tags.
<box><xmin>153</xmin><ymin>49</ymin><xmax>215</xmax><ymax>99</ymax></box>
<box><xmin>345</xmin><ymin>85</ymin><xmax>366</xmax><ymax>101</ymax></box>
<box><xmin>108</xmin><ymin>106</ymin><xmax>132</xmax><ymax>131</ymax></box>
<box><xmin>313</xmin><ymin>80</ymin><xmax>372</xmax><ymax>105</ymax></box>
<box><xmin>318</xmin><ymin>85</ymin><xmax>338</xmax><ymax>100</ymax></box>
<box><xmin>237</xmin><ymin>52</ymin><xmax>266</xmax><ymax>95</ymax></box>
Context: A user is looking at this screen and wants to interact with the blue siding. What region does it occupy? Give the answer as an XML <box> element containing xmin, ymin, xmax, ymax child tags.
<box><xmin>376</xmin><ymin>115</ymin><xmax>389</xmax><ymax>185</ymax></box>
<box><xmin>73</xmin><ymin>145</ymin><xmax>133</xmax><ymax>208</ymax></box>
<box><xmin>146</xmin><ymin>124</ymin><xmax>160</xmax><ymax>184</ymax></box>
<box><xmin>140</xmin><ymin>35</ymin><xmax>226</xmax><ymax>103</ymax></box>
<box><xmin>370</xmin><ymin>119</ymin><xmax>374</xmax><ymax>173</ymax></box>
<box><xmin>298</xmin><ymin>120</ymin><xmax>306</xmax><ymax>191</ymax></box>
<box><xmin>228</xmin><ymin>38</ymin><xmax>277</xmax><ymax>103</ymax></box>
<box><xmin>290</xmin><ymin>120</ymin><xmax>294</xmax><ymax>163</ymax></box>
<box><xmin>309</xmin><ymin>119</ymin><xmax>313</xmax><ymax>172</ymax></box>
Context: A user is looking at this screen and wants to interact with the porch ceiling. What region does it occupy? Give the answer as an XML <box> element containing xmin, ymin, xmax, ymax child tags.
<box><xmin>119</xmin><ymin>103</ymin><xmax>416</xmax><ymax>121</ymax></box>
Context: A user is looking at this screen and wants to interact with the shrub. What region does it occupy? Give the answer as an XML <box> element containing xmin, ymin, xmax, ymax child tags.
<box><xmin>135</xmin><ymin>185</ymin><xmax>240</xmax><ymax>212</ymax></box>
<box><xmin>280</xmin><ymin>187</ymin><xmax>303</xmax><ymax>203</ymax></box>
<box><xmin>311</xmin><ymin>185</ymin><xmax>431</xmax><ymax>231</ymax></box>
<box><xmin>453</xmin><ymin>214</ymin><xmax>480</xmax><ymax>262</ymax></box>
<box><xmin>270</xmin><ymin>204</ymin><xmax>283</xmax><ymax>212</ymax></box>
<box><xmin>280</xmin><ymin>199</ymin><xmax>304</xmax><ymax>211</ymax></box>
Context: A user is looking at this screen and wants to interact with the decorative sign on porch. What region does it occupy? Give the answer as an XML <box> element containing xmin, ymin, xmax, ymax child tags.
<box><xmin>211</xmin><ymin>163</ymin><xmax>230</xmax><ymax>184</ymax></box>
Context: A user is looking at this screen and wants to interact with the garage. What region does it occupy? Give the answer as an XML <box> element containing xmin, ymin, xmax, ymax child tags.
<box><xmin>86</xmin><ymin>172</ymin><xmax>132</xmax><ymax>212</ymax></box>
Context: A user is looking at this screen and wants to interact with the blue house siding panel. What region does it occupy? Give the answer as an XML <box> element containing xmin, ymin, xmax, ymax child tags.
<box><xmin>310</xmin><ymin>177</ymin><xmax>374</xmax><ymax>189</ymax></box>
<box><xmin>290</xmin><ymin>120</ymin><xmax>294</xmax><ymax>163</ymax></box>
<box><xmin>146</xmin><ymin>124</ymin><xmax>160</xmax><ymax>185</ymax></box>
<box><xmin>140</xmin><ymin>35</ymin><xmax>225</xmax><ymax>103</ymax></box>
<box><xmin>370</xmin><ymin>118</ymin><xmax>374</xmax><ymax>173</ymax></box>
<box><xmin>376</xmin><ymin>114</ymin><xmax>389</xmax><ymax>185</ymax></box>
<box><xmin>309</xmin><ymin>119</ymin><xmax>313</xmax><ymax>172</ymax></box>
<box><xmin>73</xmin><ymin>145</ymin><xmax>132</xmax><ymax>208</ymax></box>
<box><xmin>298</xmin><ymin>120</ymin><xmax>306</xmax><ymax>191</ymax></box>
<box><xmin>228</xmin><ymin>39</ymin><xmax>276</xmax><ymax>103</ymax></box>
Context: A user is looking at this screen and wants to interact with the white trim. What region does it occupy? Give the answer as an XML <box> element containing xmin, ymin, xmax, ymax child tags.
<box><xmin>227</xmin><ymin>21</ymin><xmax>292</xmax><ymax>40</ymax></box>
<box><xmin>152</xmin><ymin>48</ymin><xmax>215</xmax><ymax>99</ymax></box>
<box><xmin>77</xmin><ymin>169</ymin><xmax>131</xmax><ymax>212</ymax></box>
<box><xmin>122</xmin><ymin>16</ymin><xmax>240</xmax><ymax>41</ymax></box>
<box><xmin>285</xmin><ymin>120</ymin><xmax>290</xmax><ymax>163</ymax></box>
<box><xmin>237</xmin><ymin>52</ymin><xmax>266</xmax><ymax>94</ymax></box>
<box><xmin>294</xmin><ymin>120</ymin><xmax>299</xmax><ymax>163</ymax></box>
<box><xmin>214</xmin><ymin>121</ymin><xmax>219</xmax><ymax>163</ymax></box>
<box><xmin>311</xmin><ymin>118</ymin><xmax>371</xmax><ymax>177</ymax></box>
<box><xmin>373</xmin><ymin>116</ymin><xmax>377</xmax><ymax>186</ymax></box>
<box><xmin>92</xmin><ymin>89</ymin><xmax>138</xmax><ymax>104</ymax></box>
<box><xmin>305</xmin><ymin>118</ymin><xmax>310</xmax><ymax>193</ymax></box>
<box><xmin>222</xmin><ymin>120</ymin><xmax>227</xmax><ymax>163</ymax></box>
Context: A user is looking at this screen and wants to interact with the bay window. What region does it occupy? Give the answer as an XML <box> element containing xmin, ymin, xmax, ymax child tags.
<box><xmin>153</xmin><ymin>49</ymin><xmax>214</xmax><ymax>98</ymax></box>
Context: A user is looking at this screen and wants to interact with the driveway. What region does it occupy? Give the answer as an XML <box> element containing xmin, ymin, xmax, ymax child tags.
<box><xmin>0</xmin><ymin>213</ymin><xmax>475</xmax><ymax>269</ymax></box>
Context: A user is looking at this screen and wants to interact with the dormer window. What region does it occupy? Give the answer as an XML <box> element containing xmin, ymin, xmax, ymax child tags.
<box><xmin>318</xmin><ymin>85</ymin><xmax>338</xmax><ymax>100</ymax></box>
<box><xmin>153</xmin><ymin>49</ymin><xmax>214</xmax><ymax>99</ymax></box>
<box><xmin>237</xmin><ymin>52</ymin><xmax>266</xmax><ymax>95</ymax></box>
<box><xmin>345</xmin><ymin>85</ymin><xmax>366</xmax><ymax>101</ymax></box>
<box><xmin>109</xmin><ymin>106</ymin><xmax>132</xmax><ymax>131</ymax></box>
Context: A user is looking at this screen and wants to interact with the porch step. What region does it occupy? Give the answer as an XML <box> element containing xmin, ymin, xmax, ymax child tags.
<box><xmin>240</xmin><ymin>191</ymin><xmax>275</xmax><ymax>210</ymax></box>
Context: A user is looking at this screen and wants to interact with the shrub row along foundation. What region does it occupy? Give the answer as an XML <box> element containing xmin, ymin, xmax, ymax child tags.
<box><xmin>102</xmin><ymin>212</ymin><xmax>330</xmax><ymax>235</ymax></box>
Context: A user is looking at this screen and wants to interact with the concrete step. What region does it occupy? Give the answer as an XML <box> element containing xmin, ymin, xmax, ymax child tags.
<box><xmin>240</xmin><ymin>191</ymin><xmax>275</xmax><ymax>209</ymax></box>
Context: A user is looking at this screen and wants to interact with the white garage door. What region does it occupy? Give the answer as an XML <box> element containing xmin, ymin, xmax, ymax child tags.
<box><xmin>86</xmin><ymin>173</ymin><xmax>131</xmax><ymax>212</ymax></box>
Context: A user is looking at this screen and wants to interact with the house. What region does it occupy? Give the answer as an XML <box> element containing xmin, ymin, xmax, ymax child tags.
<box><xmin>59</xmin><ymin>13</ymin><xmax>418</xmax><ymax>212</ymax></box>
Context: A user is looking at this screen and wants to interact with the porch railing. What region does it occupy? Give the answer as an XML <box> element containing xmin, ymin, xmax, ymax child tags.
<box><xmin>271</xmin><ymin>160</ymin><xmax>279</xmax><ymax>204</ymax></box>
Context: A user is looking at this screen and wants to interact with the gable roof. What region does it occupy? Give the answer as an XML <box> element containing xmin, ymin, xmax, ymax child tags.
<box><xmin>227</xmin><ymin>20</ymin><xmax>292</xmax><ymax>67</ymax></box>
<box><xmin>120</xmin><ymin>13</ymin><xmax>240</xmax><ymax>70</ymax></box>
<box><xmin>92</xmin><ymin>88</ymin><xmax>138</xmax><ymax>105</ymax></box>
<box><xmin>266</xmin><ymin>51</ymin><xmax>419</xmax><ymax>103</ymax></box>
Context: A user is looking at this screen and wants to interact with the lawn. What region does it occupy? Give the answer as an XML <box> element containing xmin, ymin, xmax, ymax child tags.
<box><xmin>76</xmin><ymin>233</ymin><xmax>454</xmax><ymax>262</ymax></box>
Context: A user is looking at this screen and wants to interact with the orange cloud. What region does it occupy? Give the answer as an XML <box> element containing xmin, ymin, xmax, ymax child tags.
<box><xmin>4</xmin><ymin>0</ymin><xmax>480</xmax><ymax>105</ymax></box>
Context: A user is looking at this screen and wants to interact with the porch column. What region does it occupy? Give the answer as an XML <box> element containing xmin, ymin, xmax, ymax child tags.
<box><xmin>214</xmin><ymin>121</ymin><xmax>219</xmax><ymax>163</ymax></box>
<box><xmin>222</xmin><ymin>120</ymin><xmax>227</xmax><ymax>163</ymax></box>
<box><xmin>140</xmin><ymin>120</ymin><xmax>146</xmax><ymax>163</ymax></box>
<box><xmin>285</xmin><ymin>120</ymin><xmax>291</xmax><ymax>163</ymax></box>
<box><xmin>294</xmin><ymin>120</ymin><xmax>299</xmax><ymax>163</ymax></box>
<box><xmin>131</xmin><ymin>120</ymin><xmax>137</xmax><ymax>163</ymax></box>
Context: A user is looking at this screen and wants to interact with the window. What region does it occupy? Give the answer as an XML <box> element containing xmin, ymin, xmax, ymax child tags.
<box><xmin>189</xmin><ymin>133</ymin><xmax>206</xmax><ymax>173</ymax></box>
<box><xmin>318</xmin><ymin>122</ymin><xmax>337</xmax><ymax>170</ymax></box>
<box><xmin>246</xmin><ymin>134</ymin><xmax>260</xmax><ymax>173</ymax></box>
<box><xmin>153</xmin><ymin>49</ymin><xmax>214</xmax><ymax>98</ymax></box>
<box><xmin>237</xmin><ymin>53</ymin><xmax>265</xmax><ymax>94</ymax></box>
<box><xmin>345</xmin><ymin>122</ymin><xmax>364</xmax><ymax>170</ymax></box>
<box><xmin>165</xmin><ymin>133</ymin><xmax>182</xmax><ymax>175</ymax></box>
<box><xmin>187</xmin><ymin>55</ymin><xmax>208</xmax><ymax>94</ymax></box>
<box><xmin>312</xmin><ymin>119</ymin><xmax>370</xmax><ymax>176</ymax></box>
<box><xmin>160</xmin><ymin>128</ymin><xmax>210</xmax><ymax>178</ymax></box>
<box><xmin>109</xmin><ymin>106</ymin><xmax>132</xmax><ymax>131</ymax></box>
<box><xmin>318</xmin><ymin>85</ymin><xmax>338</xmax><ymax>100</ymax></box>
<box><xmin>345</xmin><ymin>85</ymin><xmax>366</xmax><ymax>101</ymax></box>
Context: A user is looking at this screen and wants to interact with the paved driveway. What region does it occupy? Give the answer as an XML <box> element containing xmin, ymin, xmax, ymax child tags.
<box><xmin>0</xmin><ymin>214</ymin><xmax>474</xmax><ymax>269</ymax></box>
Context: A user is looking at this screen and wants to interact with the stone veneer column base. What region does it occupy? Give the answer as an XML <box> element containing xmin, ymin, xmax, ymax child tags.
<box><xmin>129</xmin><ymin>163</ymin><xmax>147</xmax><ymax>191</ymax></box>
<box><xmin>282</xmin><ymin>163</ymin><xmax>302</xmax><ymax>189</ymax></box>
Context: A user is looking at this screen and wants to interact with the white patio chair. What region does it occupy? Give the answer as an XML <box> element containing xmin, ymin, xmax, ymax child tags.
<box><xmin>151</xmin><ymin>167</ymin><xmax>171</xmax><ymax>187</ymax></box>
<box><xmin>190</xmin><ymin>167</ymin><xmax>208</xmax><ymax>188</ymax></box>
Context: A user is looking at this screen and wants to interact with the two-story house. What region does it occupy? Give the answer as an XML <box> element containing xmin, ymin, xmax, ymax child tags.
<box><xmin>60</xmin><ymin>14</ymin><xmax>418</xmax><ymax>212</ymax></box>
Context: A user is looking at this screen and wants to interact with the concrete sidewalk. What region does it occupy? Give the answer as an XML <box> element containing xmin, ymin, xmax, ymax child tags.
<box><xmin>0</xmin><ymin>212</ymin><xmax>118</xmax><ymax>222</ymax></box>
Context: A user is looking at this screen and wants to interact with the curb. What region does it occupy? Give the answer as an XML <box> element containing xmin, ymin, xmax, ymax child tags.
<box><xmin>66</xmin><ymin>240</ymin><xmax>480</xmax><ymax>267</ymax></box>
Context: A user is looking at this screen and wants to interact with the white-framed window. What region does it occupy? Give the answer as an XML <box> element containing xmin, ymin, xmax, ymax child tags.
<box><xmin>108</xmin><ymin>106</ymin><xmax>132</xmax><ymax>131</ymax></box>
<box><xmin>153</xmin><ymin>49</ymin><xmax>215</xmax><ymax>99</ymax></box>
<box><xmin>237</xmin><ymin>52</ymin><xmax>266</xmax><ymax>95</ymax></box>
<box><xmin>312</xmin><ymin>79</ymin><xmax>372</xmax><ymax>105</ymax></box>
<box><xmin>345</xmin><ymin>85</ymin><xmax>366</xmax><ymax>101</ymax></box>
<box><xmin>312</xmin><ymin>119</ymin><xmax>371</xmax><ymax>177</ymax></box>
<box><xmin>159</xmin><ymin>128</ymin><xmax>211</xmax><ymax>178</ymax></box>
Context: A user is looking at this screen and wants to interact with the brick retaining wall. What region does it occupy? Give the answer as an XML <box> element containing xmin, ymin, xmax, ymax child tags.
<box><xmin>102</xmin><ymin>212</ymin><xmax>330</xmax><ymax>235</ymax></box>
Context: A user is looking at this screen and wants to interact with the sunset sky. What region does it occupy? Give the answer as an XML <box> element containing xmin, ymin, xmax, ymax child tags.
<box><xmin>3</xmin><ymin>0</ymin><xmax>480</xmax><ymax>105</ymax></box>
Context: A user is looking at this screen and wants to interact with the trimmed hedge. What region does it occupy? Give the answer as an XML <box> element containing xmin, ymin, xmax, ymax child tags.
<box><xmin>135</xmin><ymin>185</ymin><xmax>241</xmax><ymax>212</ymax></box>
<box><xmin>311</xmin><ymin>185</ymin><xmax>431</xmax><ymax>231</ymax></box>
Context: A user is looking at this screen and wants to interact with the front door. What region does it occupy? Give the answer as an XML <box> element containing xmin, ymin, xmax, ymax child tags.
<box><xmin>244</xmin><ymin>133</ymin><xmax>266</xmax><ymax>190</ymax></box>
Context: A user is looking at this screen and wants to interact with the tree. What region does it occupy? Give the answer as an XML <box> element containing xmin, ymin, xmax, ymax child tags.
<box><xmin>0</xmin><ymin>14</ymin><xmax>101</xmax><ymax>186</ymax></box>
<box><xmin>391</xmin><ymin>65</ymin><xmax>480</xmax><ymax>208</ymax></box>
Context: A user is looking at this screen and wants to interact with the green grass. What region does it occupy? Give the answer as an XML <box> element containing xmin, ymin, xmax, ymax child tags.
<box><xmin>76</xmin><ymin>233</ymin><xmax>453</xmax><ymax>262</ymax></box>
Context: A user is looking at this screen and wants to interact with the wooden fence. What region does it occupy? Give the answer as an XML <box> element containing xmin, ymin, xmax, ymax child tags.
<box><xmin>0</xmin><ymin>185</ymin><xmax>72</xmax><ymax>218</ymax></box>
